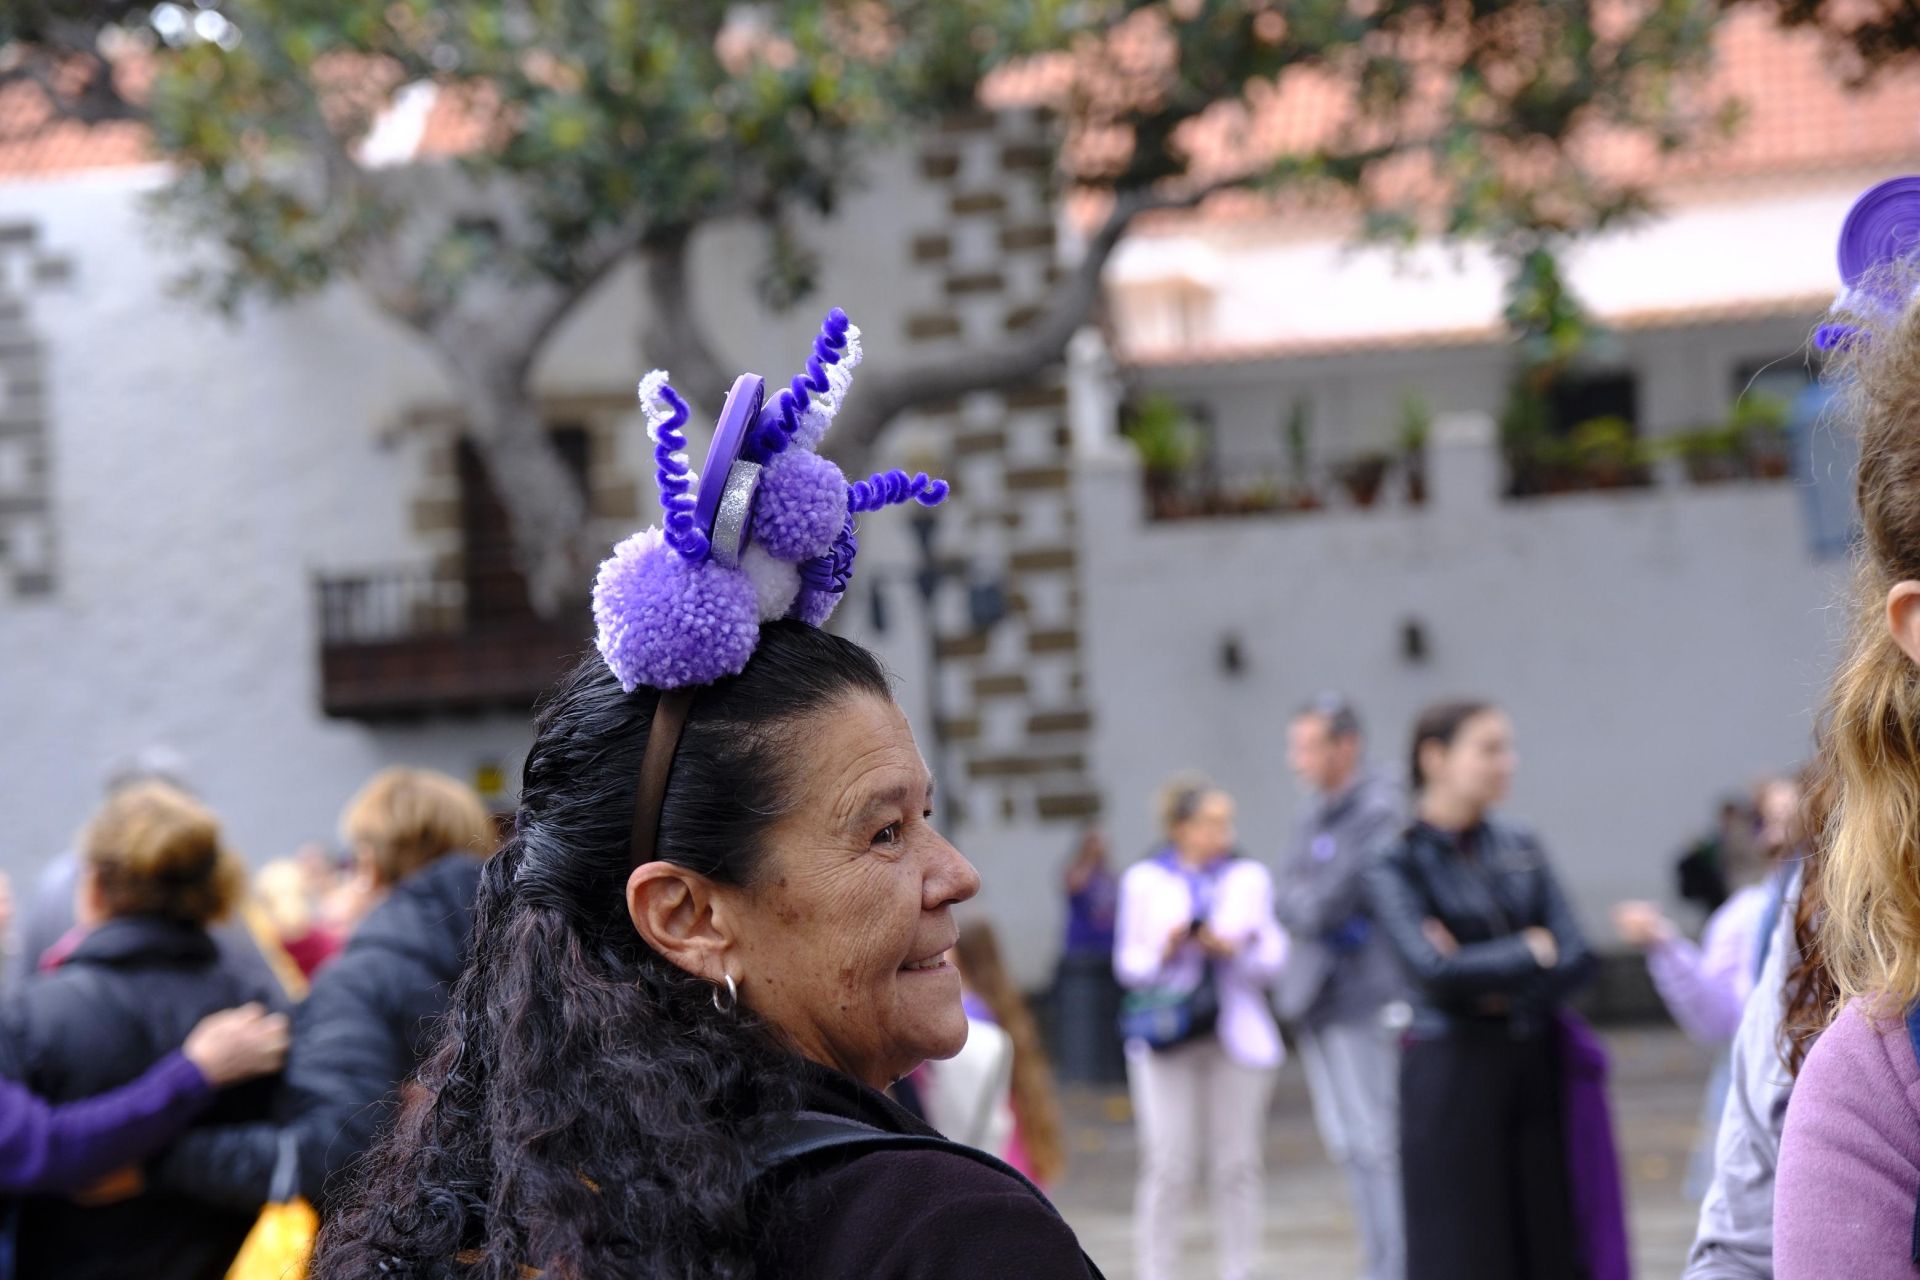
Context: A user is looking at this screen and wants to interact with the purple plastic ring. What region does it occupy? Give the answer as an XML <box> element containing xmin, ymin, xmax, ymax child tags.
<box><xmin>1839</xmin><ymin>175</ymin><xmax>1920</xmax><ymax>299</ymax></box>
<box><xmin>693</xmin><ymin>373</ymin><xmax>766</xmax><ymax>556</ymax></box>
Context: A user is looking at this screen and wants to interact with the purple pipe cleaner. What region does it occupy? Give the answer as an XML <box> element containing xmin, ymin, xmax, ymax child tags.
<box><xmin>848</xmin><ymin>469</ymin><xmax>951</xmax><ymax>513</ymax></box>
<box><xmin>1815</xmin><ymin>322</ymin><xmax>1862</xmax><ymax>352</ymax></box>
<box><xmin>646</xmin><ymin>380</ymin><xmax>709</xmax><ymax>561</ymax></box>
<box><xmin>798</xmin><ymin>515</ymin><xmax>859</xmax><ymax>593</ymax></box>
<box><xmin>749</xmin><ymin>309</ymin><xmax>854</xmax><ymax>461</ymax></box>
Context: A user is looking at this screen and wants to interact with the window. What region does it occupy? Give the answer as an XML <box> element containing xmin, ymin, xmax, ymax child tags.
<box><xmin>1547</xmin><ymin>371</ymin><xmax>1638</xmax><ymax>436</ymax></box>
<box><xmin>458</xmin><ymin>425</ymin><xmax>590</xmax><ymax>623</ymax></box>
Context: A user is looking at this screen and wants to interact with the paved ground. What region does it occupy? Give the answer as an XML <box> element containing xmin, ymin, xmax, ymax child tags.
<box><xmin>1049</xmin><ymin>1026</ymin><xmax>1712</xmax><ymax>1279</ymax></box>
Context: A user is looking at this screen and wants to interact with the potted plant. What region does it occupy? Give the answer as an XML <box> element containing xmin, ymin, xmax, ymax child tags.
<box><xmin>1499</xmin><ymin>376</ymin><xmax>1556</xmax><ymax>497</ymax></box>
<box><xmin>1398</xmin><ymin>392</ymin><xmax>1432</xmax><ymax>505</ymax></box>
<box><xmin>1282</xmin><ymin>397</ymin><xmax>1322</xmax><ymax>510</ymax></box>
<box><xmin>1730</xmin><ymin>391</ymin><xmax>1793</xmax><ymax>480</ymax></box>
<box><xmin>1125</xmin><ymin>393</ymin><xmax>1202</xmax><ymax>518</ymax></box>
<box><xmin>1334</xmin><ymin>452</ymin><xmax>1393</xmax><ymax>508</ymax></box>
<box><xmin>1669</xmin><ymin>424</ymin><xmax>1747</xmax><ymax>484</ymax></box>
<box><xmin>1566</xmin><ymin>416</ymin><xmax>1648</xmax><ymax>490</ymax></box>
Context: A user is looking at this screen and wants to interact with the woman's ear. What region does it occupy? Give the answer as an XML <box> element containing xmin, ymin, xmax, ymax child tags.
<box><xmin>1886</xmin><ymin>582</ymin><xmax>1920</xmax><ymax>667</ymax></box>
<box><xmin>627</xmin><ymin>861</ymin><xmax>731</xmax><ymax>983</ymax></box>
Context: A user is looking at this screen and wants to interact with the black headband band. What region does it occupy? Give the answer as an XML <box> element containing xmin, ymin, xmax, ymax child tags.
<box><xmin>630</xmin><ymin>686</ymin><xmax>699</xmax><ymax>869</ymax></box>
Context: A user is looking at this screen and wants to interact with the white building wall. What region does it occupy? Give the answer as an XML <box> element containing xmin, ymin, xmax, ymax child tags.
<box><xmin>0</xmin><ymin>149</ymin><xmax>956</xmax><ymax>892</ymax></box>
<box><xmin>1109</xmin><ymin>177</ymin><xmax>1869</xmax><ymax>356</ymax></box>
<box><xmin>1077</xmin><ymin>419</ymin><xmax>1850</xmax><ymax>926</ymax></box>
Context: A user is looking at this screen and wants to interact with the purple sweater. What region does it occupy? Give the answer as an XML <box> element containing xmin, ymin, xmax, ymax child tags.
<box><xmin>0</xmin><ymin>1050</ymin><xmax>211</xmax><ymax>1194</ymax></box>
<box><xmin>1776</xmin><ymin>999</ymin><xmax>1920</xmax><ymax>1279</ymax></box>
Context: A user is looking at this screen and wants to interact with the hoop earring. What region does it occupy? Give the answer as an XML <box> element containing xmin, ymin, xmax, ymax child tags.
<box><xmin>712</xmin><ymin>972</ymin><xmax>738</xmax><ymax>1015</ymax></box>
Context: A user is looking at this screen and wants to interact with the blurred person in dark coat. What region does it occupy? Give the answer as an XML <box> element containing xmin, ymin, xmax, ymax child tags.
<box><xmin>15</xmin><ymin>747</ymin><xmax>293</xmax><ymax>1002</ymax></box>
<box><xmin>154</xmin><ymin>767</ymin><xmax>497</xmax><ymax>1217</ymax></box>
<box><xmin>1</xmin><ymin>782</ymin><xmax>285</xmax><ymax>1280</ymax></box>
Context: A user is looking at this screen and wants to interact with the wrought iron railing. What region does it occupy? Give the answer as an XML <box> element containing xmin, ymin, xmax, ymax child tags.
<box><xmin>313</xmin><ymin>567</ymin><xmax>589</xmax><ymax>719</ymax></box>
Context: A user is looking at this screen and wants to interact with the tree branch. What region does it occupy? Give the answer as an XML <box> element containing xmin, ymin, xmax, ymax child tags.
<box><xmin>637</xmin><ymin>223</ymin><xmax>733</xmax><ymax>415</ymax></box>
<box><xmin>828</xmin><ymin>177</ymin><xmax>1242</xmax><ymax>465</ymax></box>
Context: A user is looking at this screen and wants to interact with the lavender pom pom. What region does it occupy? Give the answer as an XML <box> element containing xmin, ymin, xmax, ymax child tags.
<box><xmin>752</xmin><ymin>449</ymin><xmax>850</xmax><ymax>563</ymax></box>
<box><xmin>792</xmin><ymin>584</ymin><xmax>844</xmax><ymax>628</ymax></box>
<box><xmin>592</xmin><ymin>527</ymin><xmax>760</xmax><ymax>691</ymax></box>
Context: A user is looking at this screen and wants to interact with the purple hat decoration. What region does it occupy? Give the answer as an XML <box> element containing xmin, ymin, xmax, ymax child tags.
<box><xmin>1818</xmin><ymin>175</ymin><xmax>1920</xmax><ymax>351</ymax></box>
<box><xmin>592</xmin><ymin>308</ymin><xmax>950</xmax><ymax>693</ymax></box>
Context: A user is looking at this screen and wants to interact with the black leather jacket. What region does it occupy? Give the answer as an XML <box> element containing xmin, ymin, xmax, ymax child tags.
<box><xmin>1364</xmin><ymin>819</ymin><xmax>1595</xmax><ymax>1039</ymax></box>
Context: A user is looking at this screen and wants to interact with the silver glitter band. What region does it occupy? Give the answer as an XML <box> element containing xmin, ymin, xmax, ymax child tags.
<box><xmin>709</xmin><ymin>458</ymin><xmax>763</xmax><ymax>568</ymax></box>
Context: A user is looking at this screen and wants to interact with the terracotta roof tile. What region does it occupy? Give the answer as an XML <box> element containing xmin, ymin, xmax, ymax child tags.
<box><xmin>0</xmin><ymin>60</ymin><xmax>153</xmax><ymax>177</ymax></box>
<box><xmin>994</xmin><ymin>8</ymin><xmax>1920</xmax><ymax>227</ymax></box>
<box><xmin>5</xmin><ymin>12</ymin><xmax>1913</xmax><ymax>203</ymax></box>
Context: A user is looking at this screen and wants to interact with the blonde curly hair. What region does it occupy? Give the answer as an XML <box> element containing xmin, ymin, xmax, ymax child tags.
<box><xmin>1812</xmin><ymin>265</ymin><xmax>1920</xmax><ymax>1012</ymax></box>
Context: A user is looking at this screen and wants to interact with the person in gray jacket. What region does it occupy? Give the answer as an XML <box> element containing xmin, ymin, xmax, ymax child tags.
<box><xmin>1276</xmin><ymin>694</ymin><xmax>1409</xmax><ymax>1280</ymax></box>
<box><xmin>1682</xmin><ymin>865</ymin><xmax>1801</xmax><ymax>1279</ymax></box>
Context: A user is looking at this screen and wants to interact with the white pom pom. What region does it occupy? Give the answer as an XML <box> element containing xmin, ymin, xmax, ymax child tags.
<box><xmin>638</xmin><ymin>369</ymin><xmax>674</xmax><ymax>443</ymax></box>
<box><xmin>740</xmin><ymin>543</ymin><xmax>802</xmax><ymax>621</ymax></box>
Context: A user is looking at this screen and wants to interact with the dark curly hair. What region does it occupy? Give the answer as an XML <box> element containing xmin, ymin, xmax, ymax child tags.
<box><xmin>312</xmin><ymin>621</ymin><xmax>892</xmax><ymax>1280</ymax></box>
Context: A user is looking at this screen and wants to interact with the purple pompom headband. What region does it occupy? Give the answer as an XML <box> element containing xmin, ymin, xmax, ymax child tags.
<box><xmin>1817</xmin><ymin>175</ymin><xmax>1920</xmax><ymax>351</ymax></box>
<box><xmin>592</xmin><ymin>308</ymin><xmax>950</xmax><ymax>865</ymax></box>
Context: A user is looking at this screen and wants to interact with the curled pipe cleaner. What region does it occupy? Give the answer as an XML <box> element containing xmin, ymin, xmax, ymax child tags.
<box><xmin>848</xmin><ymin>469</ymin><xmax>951</xmax><ymax>513</ymax></box>
<box><xmin>749</xmin><ymin>309</ymin><xmax>857</xmax><ymax>461</ymax></box>
<box><xmin>799</xmin><ymin>515</ymin><xmax>860</xmax><ymax>593</ymax></box>
<box><xmin>639</xmin><ymin>372</ymin><xmax>709</xmax><ymax>561</ymax></box>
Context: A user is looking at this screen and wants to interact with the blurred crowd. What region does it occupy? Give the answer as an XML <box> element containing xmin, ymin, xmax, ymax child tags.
<box><xmin>0</xmin><ymin>695</ymin><xmax>1821</xmax><ymax>1280</ymax></box>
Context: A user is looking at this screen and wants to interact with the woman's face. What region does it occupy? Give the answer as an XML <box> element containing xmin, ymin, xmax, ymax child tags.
<box><xmin>1428</xmin><ymin>711</ymin><xmax>1517</xmax><ymax>813</ymax></box>
<box><xmin>719</xmin><ymin>694</ymin><xmax>981</xmax><ymax>1089</ymax></box>
<box><xmin>1172</xmin><ymin>790</ymin><xmax>1237</xmax><ymax>863</ymax></box>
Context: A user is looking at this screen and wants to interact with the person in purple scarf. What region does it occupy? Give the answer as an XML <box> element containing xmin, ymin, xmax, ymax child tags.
<box><xmin>0</xmin><ymin>1001</ymin><xmax>286</xmax><ymax>1194</ymax></box>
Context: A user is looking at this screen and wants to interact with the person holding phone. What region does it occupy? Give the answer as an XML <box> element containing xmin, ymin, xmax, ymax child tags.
<box><xmin>1114</xmin><ymin>775</ymin><xmax>1288</xmax><ymax>1280</ymax></box>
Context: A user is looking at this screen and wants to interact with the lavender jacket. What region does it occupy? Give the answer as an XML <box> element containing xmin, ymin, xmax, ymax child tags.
<box><xmin>1649</xmin><ymin>883</ymin><xmax>1770</xmax><ymax>1045</ymax></box>
<box><xmin>0</xmin><ymin>1050</ymin><xmax>210</xmax><ymax>1194</ymax></box>
<box><xmin>1114</xmin><ymin>853</ymin><xmax>1289</xmax><ymax>1068</ymax></box>
<box><xmin>1776</xmin><ymin>999</ymin><xmax>1920</xmax><ymax>1279</ymax></box>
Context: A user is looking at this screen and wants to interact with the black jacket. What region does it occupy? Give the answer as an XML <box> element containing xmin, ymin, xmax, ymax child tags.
<box><xmin>1364</xmin><ymin>819</ymin><xmax>1595</xmax><ymax>1039</ymax></box>
<box><xmin>156</xmin><ymin>853</ymin><xmax>484</xmax><ymax>1216</ymax></box>
<box><xmin>754</xmin><ymin>1062</ymin><xmax>1100</xmax><ymax>1278</ymax></box>
<box><xmin>0</xmin><ymin>915</ymin><xmax>284</xmax><ymax>1280</ymax></box>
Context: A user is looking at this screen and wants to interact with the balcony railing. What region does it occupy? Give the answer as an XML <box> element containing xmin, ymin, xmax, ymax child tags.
<box><xmin>315</xmin><ymin>568</ymin><xmax>590</xmax><ymax>720</ymax></box>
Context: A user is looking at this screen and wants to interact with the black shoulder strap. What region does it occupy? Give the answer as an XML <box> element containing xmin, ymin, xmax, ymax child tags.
<box><xmin>745</xmin><ymin>1110</ymin><xmax>1107</xmax><ymax>1279</ymax></box>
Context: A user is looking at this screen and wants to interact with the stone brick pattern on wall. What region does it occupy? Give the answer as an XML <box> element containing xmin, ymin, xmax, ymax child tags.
<box><xmin>0</xmin><ymin>220</ymin><xmax>65</xmax><ymax>600</ymax></box>
<box><xmin>900</xmin><ymin>108</ymin><xmax>1100</xmax><ymax>832</ymax></box>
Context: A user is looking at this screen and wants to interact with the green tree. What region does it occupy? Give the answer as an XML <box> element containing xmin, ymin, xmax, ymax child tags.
<box><xmin>0</xmin><ymin>0</ymin><xmax>1795</xmax><ymax>605</ymax></box>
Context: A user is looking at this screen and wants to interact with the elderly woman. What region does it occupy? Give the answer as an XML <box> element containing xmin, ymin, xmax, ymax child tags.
<box><xmin>314</xmin><ymin>316</ymin><xmax>1101</xmax><ymax>1279</ymax></box>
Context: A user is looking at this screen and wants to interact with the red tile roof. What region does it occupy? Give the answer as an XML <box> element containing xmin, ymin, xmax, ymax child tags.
<box><xmin>0</xmin><ymin>59</ymin><xmax>153</xmax><ymax>176</ymax></box>
<box><xmin>3</xmin><ymin>10</ymin><xmax>1912</xmax><ymax>209</ymax></box>
<box><xmin>991</xmin><ymin>7</ymin><xmax>1920</xmax><ymax>228</ymax></box>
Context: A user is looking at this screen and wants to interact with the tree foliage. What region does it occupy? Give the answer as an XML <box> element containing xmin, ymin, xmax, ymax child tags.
<box><xmin>0</xmin><ymin>0</ymin><xmax>1849</xmax><ymax>604</ymax></box>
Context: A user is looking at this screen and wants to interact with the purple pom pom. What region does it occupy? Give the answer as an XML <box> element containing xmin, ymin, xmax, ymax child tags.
<box><xmin>792</xmin><ymin>584</ymin><xmax>844</xmax><ymax>627</ymax></box>
<box><xmin>592</xmin><ymin>528</ymin><xmax>760</xmax><ymax>691</ymax></box>
<box><xmin>751</xmin><ymin>449</ymin><xmax>849</xmax><ymax>563</ymax></box>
